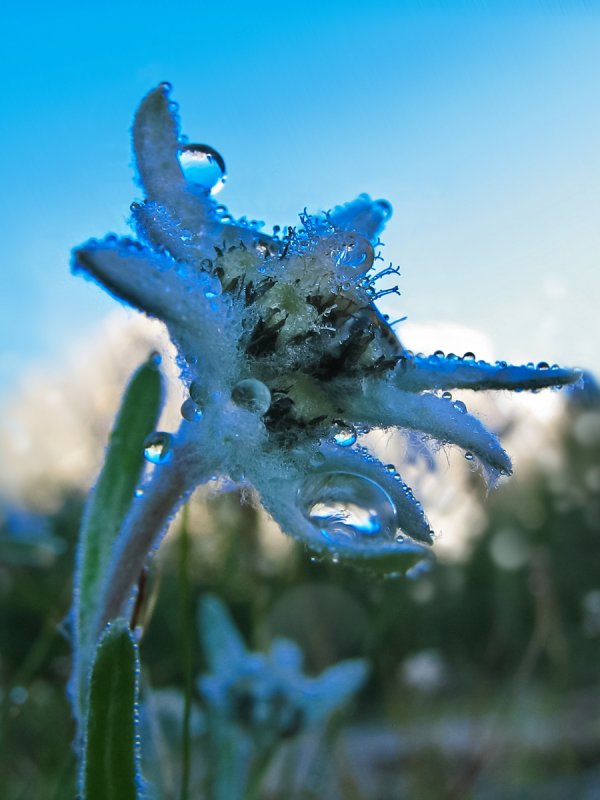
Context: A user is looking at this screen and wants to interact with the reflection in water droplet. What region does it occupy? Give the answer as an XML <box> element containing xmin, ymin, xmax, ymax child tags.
<box><xmin>299</xmin><ymin>471</ymin><xmax>397</xmax><ymax>544</ymax></box>
<box><xmin>180</xmin><ymin>398</ymin><xmax>203</xmax><ymax>422</ymax></box>
<box><xmin>144</xmin><ymin>432</ymin><xmax>173</xmax><ymax>464</ymax></box>
<box><xmin>179</xmin><ymin>144</ymin><xmax>227</xmax><ymax>194</ymax></box>
<box><xmin>333</xmin><ymin>233</ymin><xmax>374</xmax><ymax>274</ymax></box>
<box><xmin>231</xmin><ymin>378</ymin><xmax>271</xmax><ymax>415</ymax></box>
<box><xmin>331</xmin><ymin>422</ymin><xmax>357</xmax><ymax>447</ymax></box>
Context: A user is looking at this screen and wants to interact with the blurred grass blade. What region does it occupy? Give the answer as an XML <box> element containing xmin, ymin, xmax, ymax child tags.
<box><xmin>73</xmin><ymin>355</ymin><xmax>162</xmax><ymax>717</ymax></box>
<box><xmin>83</xmin><ymin>619</ymin><xmax>141</xmax><ymax>800</ymax></box>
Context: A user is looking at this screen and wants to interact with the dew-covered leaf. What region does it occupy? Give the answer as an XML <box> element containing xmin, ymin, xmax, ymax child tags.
<box><xmin>73</xmin><ymin>356</ymin><xmax>162</xmax><ymax>719</ymax></box>
<box><xmin>82</xmin><ymin>619</ymin><xmax>141</xmax><ymax>800</ymax></box>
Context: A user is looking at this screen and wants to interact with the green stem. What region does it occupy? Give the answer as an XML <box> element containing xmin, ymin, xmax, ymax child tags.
<box><xmin>179</xmin><ymin>505</ymin><xmax>192</xmax><ymax>800</ymax></box>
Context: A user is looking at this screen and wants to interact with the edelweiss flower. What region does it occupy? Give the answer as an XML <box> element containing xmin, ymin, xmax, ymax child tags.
<box><xmin>199</xmin><ymin>595</ymin><xmax>368</xmax><ymax>745</ymax></box>
<box><xmin>73</xmin><ymin>84</ymin><xmax>579</xmax><ymax>621</ymax></box>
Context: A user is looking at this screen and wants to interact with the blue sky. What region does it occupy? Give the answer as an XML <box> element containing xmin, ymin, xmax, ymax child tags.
<box><xmin>1</xmin><ymin>1</ymin><xmax>599</xmax><ymax>401</ymax></box>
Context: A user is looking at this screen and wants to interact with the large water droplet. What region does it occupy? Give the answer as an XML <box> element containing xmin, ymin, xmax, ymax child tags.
<box><xmin>179</xmin><ymin>144</ymin><xmax>227</xmax><ymax>194</ymax></box>
<box><xmin>144</xmin><ymin>432</ymin><xmax>173</xmax><ymax>464</ymax></box>
<box><xmin>299</xmin><ymin>472</ymin><xmax>398</xmax><ymax>544</ymax></box>
<box><xmin>180</xmin><ymin>398</ymin><xmax>203</xmax><ymax>422</ymax></box>
<box><xmin>331</xmin><ymin>422</ymin><xmax>357</xmax><ymax>447</ymax></box>
<box><xmin>231</xmin><ymin>378</ymin><xmax>271</xmax><ymax>415</ymax></box>
<box><xmin>332</xmin><ymin>233</ymin><xmax>374</xmax><ymax>274</ymax></box>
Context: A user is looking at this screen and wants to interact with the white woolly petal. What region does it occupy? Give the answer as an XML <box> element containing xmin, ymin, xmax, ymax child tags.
<box><xmin>396</xmin><ymin>354</ymin><xmax>580</xmax><ymax>393</ymax></box>
<box><xmin>328</xmin><ymin>194</ymin><xmax>392</xmax><ymax>241</ymax></box>
<box><xmin>72</xmin><ymin>237</ymin><xmax>241</xmax><ymax>387</ymax></box>
<box><xmin>350</xmin><ymin>382</ymin><xmax>512</xmax><ymax>476</ymax></box>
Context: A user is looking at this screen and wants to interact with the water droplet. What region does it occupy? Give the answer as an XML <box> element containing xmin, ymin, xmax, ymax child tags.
<box><xmin>231</xmin><ymin>378</ymin><xmax>271</xmax><ymax>415</ymax></box>
<box><xmin>464</xmin><ymin>451</ymin><xmax>474</xmax><ymax>461</ymax></box>
<box><xmin>149</xmin><ymin>350</ymin><xmax>162</xmax><ymax>366</ymax></box>
<box><xmin>433</xmin><ymin>350</ymin><xmax>445</xmax><ymax>358</ymax></box>
<box><xmin>333</xmin><ymin>233</ymin><xmax>374</xmax><ymax>274</ymax></box>
<box><xmin>159</xmin><ymin>81</ymin><xmax>173</xmax><ymax>94</ymax></box>
<box><xmin>463</xmin><ymin>352</ymin><xmax>475</xmax><ymax>361</ymax></box>
<box><xmin>442</xmin><ymin>391</ymin><xmax>452</xmax><ymax>400</ymax></box>
<box><xmin>537</xmin><ymin>361</ymin><xmax>549</xmax><ymax>370</ymax></box>
<box><xmin>144</xmin><ymin>432</ymin><xmax>173</xmax><ymax>464</ymax></box>
<box><xmin>453</xmin><ymin>400</ymin><xmax>467</xmax><ymax>413</ymax></box>
<box><xmin>447</xmin><ymin>353</ymin><xmax>458</xmax><ymax>360</ymax></box>
<box><xmin>331</xmin><ymin>422</ymin><xmax>357</xmax><ymax>447</ymax></box>
<box><xmin>134</xmin><ymin>488</ymin><xmax>144</xmax><ymax>498</ymax></box>
<box><xmin>384</xmin><ymin>464</ymin><xmax>396</xmax><ymax>474</ymax></box>
<box><xmin>179</xmin><ymin>143</ymin><xmax>227</xmax><ymax>194</ymax></box>
<box><xmin>299</xmin><ymin>471</ymin><xmax>398</xmax><ymax>544</ymax></box>
<box><xmin>180</xmin><ymin>398</ymin><xmax>203</xmax><ymax>422</ymax></box>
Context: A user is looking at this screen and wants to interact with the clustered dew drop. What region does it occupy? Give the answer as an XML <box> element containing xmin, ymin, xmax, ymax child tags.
<box><xmin>299</xmin><ymin>471</ymin><xmax>398</xmax><ymax>544</ymax></box>
<box><xmin>331</xmin><ymin>422</ymin><xmax>358</xmax><ymax>447</ymax></box>
<box><xmin>178</xmin><ymin>143</ymin><xmax>227</xmax><ymax>194</ymax></box>
<box><xmin>231</xmin><ymin>378</ymin><xmax>272</xmax><ymax>415</ymax></box>
<box><xmin>143</xmin><ymin>432</ymin><xmax>173</xmax><ymax>464</ymax></box>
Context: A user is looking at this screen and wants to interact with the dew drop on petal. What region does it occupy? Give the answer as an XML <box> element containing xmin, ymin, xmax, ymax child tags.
<box><xmin>299</xmin><ymin>471</ymin><xmax>398</xmax><ymax>544</ymax></box>
<box><xmin>180</xmin><ymin>398</ymin><xmax>204</xmax><ymax>422</ymax></box>
<box><xmin>464</xmin><ymin>451</ymin><xmax>474</xmax><ymax>461</ymax></box>
<box><xmin>179</xmin><ymin>144</ymin><xmax>227</xmax><ymax>194</ymax></box>
<box><xmin>143</xmin><ymin>432</ymin><xmax>173</xmax><ymax>464</ymax></box>
<box><xmin>231</xmin><ymin>378</ymin><xmax>272</xmax><ymax>415</ymax></box>
<box><xmin>442</xmin><ymin>391</ymin><xmax>452</xmax><ymax>400</ymax></box>
<box><xmin>331</xmin><ymin>422</ymin><xmax>357</xmax><ymax>447</ymax></box>
<box><xmin>332</xmin><ymin>233</ymin><xmax>374</xmax><ymax>274</ymax></box>
<box><xmin>463</xmin><ymin>352</ymin><xmax>476</xmax><ymax>361</ymax></box>
<box><xmin>453</xmin><ymin>400</ymin><xmax>467</xmax><ymax>413</ymax></box>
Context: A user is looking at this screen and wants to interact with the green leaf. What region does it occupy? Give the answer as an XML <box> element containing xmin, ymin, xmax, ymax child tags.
<box><xmin>83</xmin><ymin>619</ymin><xmax>141</xmax><ymax>800</ymax></box>
<box><xmin>74</xmin><ymin>355</ymin><xmax>162</xmax><ymax>717</ymax></box>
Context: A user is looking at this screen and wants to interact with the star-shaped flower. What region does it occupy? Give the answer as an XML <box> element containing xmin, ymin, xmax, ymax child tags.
<box><xmin>199</xmin><ymin>595</ymin><xmax>368</xmax><ymax>745</ymax></box>
<box><xmin>73</xmin><ymin>84</ymin><xmax>579</xmax><ymax>621</ymax></box>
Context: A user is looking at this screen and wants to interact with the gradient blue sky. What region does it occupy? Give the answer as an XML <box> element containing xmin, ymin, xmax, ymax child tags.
<box><xmin>1</xmin><ymin>1</ymin><xmax>599</xmax><ymax>401</ymax></box>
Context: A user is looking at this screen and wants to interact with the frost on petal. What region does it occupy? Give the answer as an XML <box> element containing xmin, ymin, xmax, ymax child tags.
<box><xmin>350</xmin><ymin>382</ymin><xmax>512</xmax><ymax>477</ymax></box>
<box><xmin>396</xmin><ymin>354</ymin><xmax>581</xmax><ymax>393</ymax></box>
<box><xmin>199</xmin><ymin>595</ymin><xmax>247</xmax><ymax>673</ymax></box>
